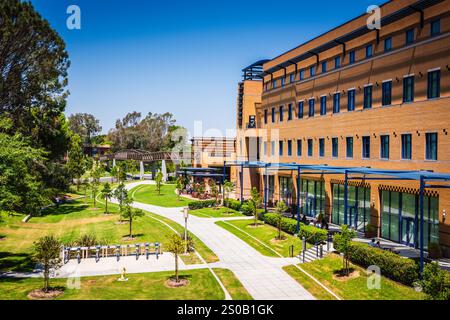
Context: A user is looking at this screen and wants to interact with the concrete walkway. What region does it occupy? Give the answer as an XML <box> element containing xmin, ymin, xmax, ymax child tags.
<box><xmin>122</xmin><ymin>181</ymin><xmax>314</xmax><ymax>300</ymax></box>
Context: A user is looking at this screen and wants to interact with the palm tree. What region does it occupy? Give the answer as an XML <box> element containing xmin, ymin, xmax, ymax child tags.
<box><xmin>101</xmin><ymin>183</ymin><xmax>113</xmax><ymax>214</ymax></box>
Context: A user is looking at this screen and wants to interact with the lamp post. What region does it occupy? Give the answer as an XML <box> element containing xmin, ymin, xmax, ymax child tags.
<box><xmin>183</xmin><ymin>207</ymin><xmax>189</xmax><ymax>254</ymax></box>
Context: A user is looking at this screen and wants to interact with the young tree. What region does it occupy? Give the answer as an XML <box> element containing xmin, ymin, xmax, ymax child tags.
<box><xmin>223</xmin><ymin>180</ymin><xmax>236</xmax><ymax>211</ymax></box>
<box><xmin>155</xmin><ymin>171</ymin><xmax>163</xmax><ymax>195</ymax></box>
<box><xmin>33</xmin><ymin>235</ymin><xmax>62</xmax><ymax>292</ymax></box>
<box><xmin>334</xmin><ymin>225</ymin><xmax>356</xmax><ymax>276</ymax></box>
<box><xmin>110</xmin><ymin>165</ymin><xmax>118</xmax><ymax>183</ymax></box>
<box><xmin>101</xmin><ymin>183</ymin><xmax>113</xmax><ymax>214</ymax></box>
<box><xmin>114</xmin><ymin>183</ymin><xmax>128</xmax><ymax>213</ymax></box>
<box><xmin>175</xmin><ymin>176</ymin><xmax>184</xmax><ymax>200</ymax></box>
<box><xmin>121</xmin><ymin>203</ymin><xmax>144</xmax><ymax>238</ymax></box>
<box><xmin>81</xmin><ymin>178</ymin><xmax>90</xmax><ymax>204</ymax></box>
<box><xmin>166</xmin><ymin>233</ymin><xmax>186</xmax><ymax>283</ymax></box>
<box><xmin>208</xmin><ymin>180</ymin><xmax>219</xmax><ymax>209</ymax></box>
<box><xmin>275</xmin><ymin>201</ymin><xmax>289</xmax><ymax>240</ymax></box>
<box><xmin>67</xmin><ymin>134</ymin><xmax>87</xmax><ymax>191</ymax></box>
<box><xmin>90</xmin><ymin>160</ymin><xmax>104</xmax><ymax>208</ymax></box>
<box><xmin>248</xmin><ymin>187</ymin><xmax>262</xmax><ymax>226</ymax></box>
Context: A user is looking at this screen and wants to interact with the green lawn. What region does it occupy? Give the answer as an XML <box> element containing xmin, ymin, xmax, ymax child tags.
<box><xmin>130</xmin><ymin>184</ymin><xmax>190</xmax><ymax>207</ymax></box>
<box><xmin>215</xmin><ymin>219</ymin><xmax>308</xmax><ymax>258</ymax></box>
<box><xmin>283</xmin><ymin>254</ymin><xmax>425</xmax><ymax>300</ymax></box>
<box><xmin>190</xmin><ymin>207</ymin><xmax>244</xmax><ymax>219</ymax></box>
<box><xmin>0</xmin><ymin>269</ymin><xmax>225</xmax><ymax>300</ymax></box>
<box><xmin>0</xmin><ymin>191</ymin><xmax>218</xmax><ymax>272</ymax></box>
<box><xmin>213</xmin><ymin>268</ymin><xmax>253</xmax><ymax>300</ymax></box>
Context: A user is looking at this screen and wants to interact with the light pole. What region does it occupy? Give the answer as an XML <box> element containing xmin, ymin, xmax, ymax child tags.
<box><xmin>183</xmin><ymin>207</ymin><xmax>189</xmax><ymax>254</ymax></box>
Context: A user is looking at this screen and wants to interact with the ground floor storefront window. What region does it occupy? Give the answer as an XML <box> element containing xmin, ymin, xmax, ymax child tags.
<box><xmin>381</xmin><ymin>190</ymin><xmax>439</xmax><ymax>249</ymax></box>
<box><xmin>300</xmin><ymin>179</ymin><xmax>325</xmax><ymax>217</ymax></box>
<box><xmin>332</xmin><ymin>184</ymin><xmax>371</xmax><ymax>232</ymax></box>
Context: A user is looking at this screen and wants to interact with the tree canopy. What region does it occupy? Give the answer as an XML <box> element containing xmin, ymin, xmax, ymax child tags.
<box><xmin>68</xmin><ymin>113</ymin><xmax>102</xmax><ymax>146</ymax></box>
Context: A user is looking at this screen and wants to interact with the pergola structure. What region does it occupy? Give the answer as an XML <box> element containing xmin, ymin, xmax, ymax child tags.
<box><xmin>225</xmin><ymin>160</ymin><xmax>450</xmax><ymax>273</ymax></box>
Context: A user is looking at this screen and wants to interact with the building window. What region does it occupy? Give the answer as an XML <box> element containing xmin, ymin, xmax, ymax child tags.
<box><xmin>288</xmin><ymin>103</ymin><xmax>293</xmax><ymax>120</ymax></box>
<box><xmin>279</xmin><ymin>105</ymin><xmax>284</xmax><ymax>122</ymax></box>
<box><xmin>281</xmin><ymin>77</ymin><xmax>285</xmax><ymax>87</ymax></box>
<box><xmin>366</xmin><ymin>44</ymin><xmax>373</xmax><ymax>58</ymax></box>
<box><xmin>319</xmin><ymin>138</ymin><xmax>325</xmax><ymax>157</ymax></box>
<box><xmin>332</xmin><ymin>138</ymin><xmax>339</xmax><ymax>158</ymax></box>
<box><xmin>302</xmin><ymin>179</ymin><xmax>326</xmax><ymax>218</ymax></box>
<box><xmin>401</xmin><ymin>134</ymin><xmax>412</xmax><ymax>160</ymax></box>
<box><xmin>363</xmin><ymin>85</ymin><xmax>372</xmax><ymax>109</ymax></box>
<box><xmin>380</xmin><ymin>135</ymin><xmax>390</xmax><ymax>159</ymax></box>
<box><xmin>349</xmin><ymin>50</ymin><xmax>356</xmax><ymax>64</ymax></box>
<box><xmin>263</xmin><ymin>141</ymin><xmax>267</xmax><ymax>156</ymax></box>
<box><xmin>384</xmin><ymin>37</ymin><xmax>392</xmax><ymax>52</ymax></box>
<box><xmin>322</xmin><ymin>61</ymin><xmax>327</xmax><ymax>73</ymax></box>
<box><xmin>333</xmin><ymin>93</ymin><xmax>340</xmax><ymax>114</ymax></box>
<box><xmin>320</xmin><ymin>96</ymin><xmax>327</xmax><ymax>116</ymax></box>
<box><xmin>271</xmin><ymin>107</ymin><xmax>275</xmax><ymax>123</ymax></box>
<box><xmin>308</xmin><ymin>99</ymin><xmax>315</xmax><ymax>117</ymax></box>
<box><xmin>362</xmin><ymin>136</ymin><xmax>370</xmax><ymax>159</ymax></box>
<box><xmin>300</xmin><ymin>69</ymin><xmax>305</xmax><ymax>80</ymax></box>
<box><xmin>403</xmin><ymin>76</ymin><xmax>414</xmax><ymax>103</ymax></box>
<box><xmin>298</xmin><ymin>101</ymin><xmax>304</xmax><ymax>119</ymax></box>
<box><xmin>287</xmin><ymin>140</ymin><xmax>292</xmax><ymax>156</ymax></box>
<box><xmin>290</xmin><ymin>73</ymin><xmax>295</xmax><ymax>83</ymax></box>
<box><xmin>431</xmin><ymin>19</ymin><xmax>440</xmax><ymax>36</ymax></box>
<box><xmin>264</xmin><ymin>109</ymin><xmax>268</xmax><ymax>124</ymax></box>
<box><xmin>271</xmin><ymin>141</ymin><xmax>275</xmax><ymax>156</ymax></box>
<box><xmin>307</xmin><ymin>139</ymin><xmax>313</xmax><ymax>157</ymax></box>
<box><xmin>310</xmin><ymin>66</ymin><xmax>315</xmax><ymax>77</ymax></box>
<box><xmin>347</xmin><ymin>89</ymin><xmax>355</xmax><ymax>111</ymax></box>
<box><xmin>346</xmin><ymin>137</ymin><xmax>353</xmax><ymax>158</ymax></box>
<box><xmin>406</xmin><ymin>28</ymin><xmax>414</xmax><ymax>45</ymax></box>
<box><xmin>297</xmin><ymin>139</ymin><xmax>302</xmax><ymax>156</ymax></box>
<box><xmin>279</xmin><ymin>140</ymin><xmax>284</xmax><ymax>156</ymax></box>
<box><xmin>273</xmin><ymin>79</ymin><xmax>277</xmax><ymax>89</ymax></box>
<box><xmin>426</xmin><ymin>133</ymin><xmax>438</xmax><ymax>161</ymax></box>
<box><xmin>427</xmin><ymin>70</ymin><xmax>440</xmax><ymax>99</ymax></box>
<box><xmin>335</xmin><ymin>56</ymin><xmax>341</xmax><ymax>69</ymax></box>
<box><xmin>382</xmin><ymin>81</ymin><xmax>392</xmax><ymax>106</ymax></box>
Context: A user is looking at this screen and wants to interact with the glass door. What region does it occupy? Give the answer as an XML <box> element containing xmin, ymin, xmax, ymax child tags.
<box><xmin>402</xmin><ymin>218</ymin><xmax>415</xmax><ymax>247</ymax></box>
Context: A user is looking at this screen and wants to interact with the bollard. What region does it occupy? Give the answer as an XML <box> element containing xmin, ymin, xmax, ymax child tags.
<box><xmin>96</xmin><ymin>246</ymin><xmax>101</xmax><ymax>263</ymax></box>
<box><xmin>316</xmin><ymin>244</ymin><xmax>319</xmax><ymax>257</ymax></box>
<box><xmin>327</xmin><ymin>233</ymin><xmax>331</xmax><ymax>252</ymax></box>
<box><xmin>320</xmin><ymin>244</ymin><xmax>323</xmax><ymax>258</ymax></box>
<box><xmin>135</xmin><ymin>244</ymin><xmax>140</xmax><ymax>260</ymax></box>
<box><xmin>77</xmin><ymin>248</ymin><xmax>81</xmax><ymax>264</ymax></box>
<box><xmin>145</xmin><ymin>243</ymin><xmax>149</xmax><ymax>260</ymax></box>
<box><xmin>155</xmin><ymin>242</ymin><xmax>160</xmax><ymax>260</ymax></box>
<box><xmin>302</xmin><ymin>237</ymin><xmax>306</xmax><ymax>263</ymax></box>
<box><xmin>116</xmin><ymin>245</ymin><xmax>120</xmax><ymax>262</ymax></box>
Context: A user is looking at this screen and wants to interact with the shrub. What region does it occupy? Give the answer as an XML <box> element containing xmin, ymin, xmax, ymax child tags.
<box><xmin>262</xmin><ymin>213</ymin><xmax>327</xmax><ymax>244</ymax></box>
<box><xmin>417</xmin><ymin>262</ymin><xmax>450</xmax><ymax>300</ymax></box>
<box><xmin>298</xmin><ymin>224</ymin><xmax>328</xmax><ymax>244</ymax></box>
<box><xmin>223</xmin><ymin>199</ymin><xmax>241</xmax><ymax>211</ymax></box>
<box><xmin>240</xmin><ymin>204</ymin><xmax>253</xmax><ymax>216</ymax></box>
<box><xmin>333</xmin><ymin>239</ymin><xmax>420</xmax><ymax>286</ymax></box>
<box><xmin>188</xmin><ymin>200</ymin><xmax>216</xmax><ymax>210</ymax></box>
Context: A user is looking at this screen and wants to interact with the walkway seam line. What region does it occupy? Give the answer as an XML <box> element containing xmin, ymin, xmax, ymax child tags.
<box><xmin>219</xmin><ymin>220</ymin><xmax>341</xmax><ymax>300</ymax></box>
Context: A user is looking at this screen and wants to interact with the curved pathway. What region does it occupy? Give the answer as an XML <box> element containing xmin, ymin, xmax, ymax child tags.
<box><xmin>125</xmin><ymin>181</ymin><xmax>314</xmax><ymax>300</ymax></box>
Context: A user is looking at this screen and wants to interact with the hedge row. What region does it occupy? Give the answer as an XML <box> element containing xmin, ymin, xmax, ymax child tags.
<box><xmin>333</xmin><ymin>238</ymin><xmax>420</xmax><ymax>286</ymax></box>
<box><xmin>262</xmin><ymin>213</ymin><xmax>327</xmax><ymax>244</ymax></box>
<box><xmin>223</xmin><ymin>199</ymin><xmax>242</xmax><ymax>212</ymax></box>
<box><xmin>188</xmin><ymin>200</ymin><xmax>217</xmax><ymax>210</ymax></box>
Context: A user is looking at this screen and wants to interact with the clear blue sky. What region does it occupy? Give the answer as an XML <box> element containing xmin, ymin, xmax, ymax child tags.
<box><xmin>31</xmin><ymin>0</ymin><xmax>386</xmax><ymax>136</ymax></box>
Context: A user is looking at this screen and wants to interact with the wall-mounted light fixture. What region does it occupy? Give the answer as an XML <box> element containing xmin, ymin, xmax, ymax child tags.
<box><xmin>443</xmin><ymin>209</ymin><xmax>447</xmax><ymax>223</ymax></box>
<box><xmin>443</xmin><ymin>129</ymin><xmax>448</xmax><ymax>135</ymax></box>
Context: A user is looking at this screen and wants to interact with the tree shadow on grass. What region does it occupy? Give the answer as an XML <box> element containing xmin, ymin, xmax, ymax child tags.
<box><xmin>39</xmin><ymin>203</ymin><xmax>88</xmax><ymax>217</ymax></box>
<box><xmin>0</xmin><ymin>252</ymin><xmax>35</xmax><ymax>273</ymax></box>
